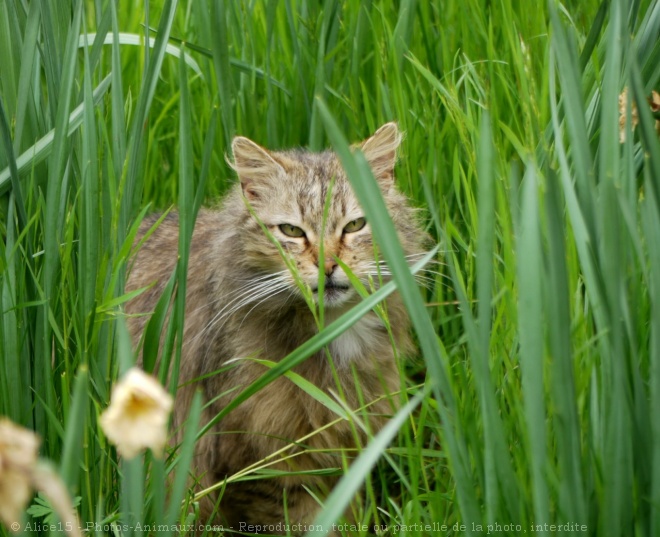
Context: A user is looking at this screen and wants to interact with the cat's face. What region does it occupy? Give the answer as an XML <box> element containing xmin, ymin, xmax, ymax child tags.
<box><xmin>231</xmin><ymin>123</ymin><xmax>407</xmax><ymax>309</ymax></box>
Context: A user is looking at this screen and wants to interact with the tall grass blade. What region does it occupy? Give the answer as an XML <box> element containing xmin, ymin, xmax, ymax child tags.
<box><xmin>59</xmin><ymin>367</ymin><xmax>89</xmax><ymax>488</ymax></box>
<box><xmin>164</xmin><ymin>392</ymin><xmax>203</xmax><ymax>530</ymax></box>
<box><xmin>80</xmin><ymin>22</ymin><xmax>100</xmax><ymax>325</ymax></box>
<box><xmin>0</xmin><ymin>97</ymin><xmax>28</xmax><ymax>228</ymax></box>
<box><xmin>209</xmin><ymin>0</ymin><xmax>235</xmax><ymax>143</ymax></box>
<box><xmin>169</xmin><ymin>44</ymin><xmax>196</xmax><ymax>394</ymax></box>
<box><xmin>12</xmin><ymin>0</ymin><xmax>41</xmax><ymax>154</ymax></box>
<box><xmin>516</xmin><ymin>163</ymin><xmax>549</xmax><ymax>523</ymax></box>
<box><xmin>549</xmin><ymin>1</ymin><xmax>597</xmax><ymax>239</ymax></box>
<box><xmin>544</xmin><ymin>168</ymin><xmax>586</xmax><ymax>525</ymax></box>
<box><xmin>598</xmin><ymin>2</ymin><xmax>633</xmax><ymax>533</ymax></box>
<box><xmin>78</xmin><ymin>33</ymin><xmax>202</xmax><ymax>77</ymax></box>
<box><xmin>110</xmin><ymin>0</ymin><xmax>126</xmax><ymax>183</ymax></box>
<box><xmin>474</xmin><ymin>112</ymin><xmax>518</xmax><ymax>521</ymax></box>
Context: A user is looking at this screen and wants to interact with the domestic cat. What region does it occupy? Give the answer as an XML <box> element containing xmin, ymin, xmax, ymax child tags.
<box><xmin>125</xmin><ymin>123</ymin><xmax>427</xmax><ymax>532</ymax></box>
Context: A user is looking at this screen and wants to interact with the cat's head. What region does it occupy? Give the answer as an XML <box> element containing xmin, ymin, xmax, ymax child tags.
<box><xmin>229</xmin><ymin>123</ymin><xmax>420</xmax><ymax>309</ymax></box>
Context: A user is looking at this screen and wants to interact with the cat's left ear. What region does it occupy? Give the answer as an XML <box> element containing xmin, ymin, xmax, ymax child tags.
<box><xmin>360</xmin><ymin>122</ymin><xmax>402</xmax><ymax>190</ymax></box>
<box><xmin>230</xmin><ymin>136</ymin><xmax>288</xmax><ymax>202</ymax></box>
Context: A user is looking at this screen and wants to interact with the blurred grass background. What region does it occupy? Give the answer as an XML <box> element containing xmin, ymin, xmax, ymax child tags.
<box><xmin>1</xmin><ymin>0</ymin><xmax>660</xmax><ymax>535</ymax></box>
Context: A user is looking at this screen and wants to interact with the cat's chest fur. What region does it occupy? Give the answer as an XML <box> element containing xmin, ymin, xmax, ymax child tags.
<box><xmin>327</xmin><ymin>314</ymin><xmax>385</xmax><ymax>366</ymax></box>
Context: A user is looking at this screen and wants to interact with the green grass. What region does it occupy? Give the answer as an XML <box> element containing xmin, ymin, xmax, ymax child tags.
<box><xmin>1</xmin><ymin>0</ymin><xmax>660</xmax><ymax>535</ymax></box>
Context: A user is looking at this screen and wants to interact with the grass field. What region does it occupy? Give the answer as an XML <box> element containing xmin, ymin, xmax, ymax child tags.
<box><xmin>1</xmin><ymin>0</ymin><xmax>660</xmax><ymax>535</ymax></box>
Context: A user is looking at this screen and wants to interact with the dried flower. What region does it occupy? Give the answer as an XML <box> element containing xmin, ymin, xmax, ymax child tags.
<box><xmin>651</xmin><ymin>90</ymin><xmax>660</xmax><ymax>137</ymax></box>
<box><xmin>650</xmin><ymin>90</ymin><xmax>660</xmax><ymax>113</ymax></box>
<box><xmin>0</xmin><ymin>419</ymin><xmax>40</xmax><ymax>530</ymax></box>
<box><xmin>100</xmin><ymin>368</ymin><xmax>173</xmax><ymax>459</ymax></box>
<box><xmin>619</xmin><ymin>88</ymin><xmax>660</xmax><ymax>143</ymax></box>
<box><xmin>618</xmin><ymin>88</ymin><xmax>638</xmax><ymax>143</ymax></box>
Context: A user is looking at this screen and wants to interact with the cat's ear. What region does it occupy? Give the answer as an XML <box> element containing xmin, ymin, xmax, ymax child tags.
<box><xmin>230</xmin><ymin>137</ymin><xmax>287</xmax><ymax>201</ymax></box>
<box><xmin>360</xmin><ymin>122</ymin><xmax>402</xmax><ymax>189</ymax></box>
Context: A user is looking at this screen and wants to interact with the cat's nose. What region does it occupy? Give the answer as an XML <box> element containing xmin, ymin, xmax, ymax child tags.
<box><xmin>323</xmin><ymin>259</ymin><xmax>338</xmax><ymax>276</ymax></box>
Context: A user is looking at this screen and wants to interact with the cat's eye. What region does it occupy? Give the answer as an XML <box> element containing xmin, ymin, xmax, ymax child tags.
<box><xmin>343</xmin><ymin>217</ymin><xmax>367</xmax><ymax>234</ymax></box>
<box><xmin>279</xmin><ymin>223</ymin><xmax>305</xmax><ymax>238</ymax></box>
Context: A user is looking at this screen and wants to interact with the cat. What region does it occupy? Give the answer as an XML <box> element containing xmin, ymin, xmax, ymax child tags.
<box><xmin>125</xmin><ymin>123</ymin><xmax>427</xmax><ymax>532</ymax></box>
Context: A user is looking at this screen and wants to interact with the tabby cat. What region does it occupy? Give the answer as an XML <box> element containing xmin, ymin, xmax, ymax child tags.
<box><xmin>126</xmin><ymin>123</ymin><xmax>426</xmax><ymax>532</ymax></box>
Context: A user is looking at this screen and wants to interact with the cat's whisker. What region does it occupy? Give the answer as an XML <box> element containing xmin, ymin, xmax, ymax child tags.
<box><xmin>413</xmin><ymin>277</ymin><xmax>443</xmax><ymax>289</ymax></box>
<box><xmin>191</xmin><ymin>278</ymin><xmax>292</xmax><ymax>345</ymax></box>
<box><xmin>194</xmin><ymin>281</ymin><xmax>275</xmax><ymax>327</ymax></box>
<box><xmin>202</xmin><ymin>281</ymin><xmax>292</xmax><ymax>333</ymax></box>
<box><xmin>209</xmin><ymin>282</ymin><xmax>289</xmax><ymax>324</ymax></box>
<box><xmin>364</xmin><ymin>258</ymin><xmax>445</xmax><ymax>270</ymax></box>
<box><xmin>365</xmin><ymin>253</ymin><xmax>446</xmax><ymax>268</ymax></box>
<box><xmin>195</xmin><ymin>292</ymin><xmax>284</xmax><ymax>354</ymax></box>
<box><xmin>224</xmin><ymin>282</ymin><xmax>291</xmax><ymax>316</ymax></box>
<box><xmin>418</xmin><ymin>259</ymin><xmax>447</xmax><ymax>267</ymax></box>
<box><xmin>236</xmin><ymin>285</ymin><xmax>294</xmax><ymax>332</ymax></box>
<box><xmin>223</xmin><ymin>273</ymin><xmax>291</xmax><ymax>297</ymax></box>
<box><xmin>224</xmin><ymin>269</ymin><xmax>290</xmax><ymax>284</ymax></box>
<box><xmin>188</xmin><ymin>272</ymin><xmax>290</xmax><ymax>316</ymax></box>
<box><xmin>404</xmin><ymin>252</ymin><xmax>432</xmax><ymax>259</ymax></box>
<box><xmin>205</xmin><ymin>285</ymin><xmax>292</xmax><ymax>342</ymax></box>
<box><xmin>363</xmin><ymin>259</ymin><xmax>448</xmax><ymax>278</ymax></box>
<box><xmin>359</xmin><ymin>269</ymin><xmax>450</xmax><ymax>290</ymax></box>
<box><xmin>405</xmin><ymin>250</ymin><xmax>452</xmax><ymax>260</ymax></box>
<box><xmin>419</xmin><ymin>269</ymin><xmax>452</xmax><ymax>281</ymax></box>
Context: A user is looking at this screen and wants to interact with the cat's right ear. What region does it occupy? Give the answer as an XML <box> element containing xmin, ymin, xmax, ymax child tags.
<box><xmin>359</xmin><ymin>122</ymin><xmax>402</xmax><ymax>191</ymax></box>
<box><xmin>230</xmin><ymin>137</ymin><xmax>286</xmax><ymax>201</ymax></box>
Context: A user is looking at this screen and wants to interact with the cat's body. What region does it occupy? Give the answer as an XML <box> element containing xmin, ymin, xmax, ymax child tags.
<box><xmin>126</xmin><ymin>124</ymin><xmax>426</xmax><ymax>531</ymax></box>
